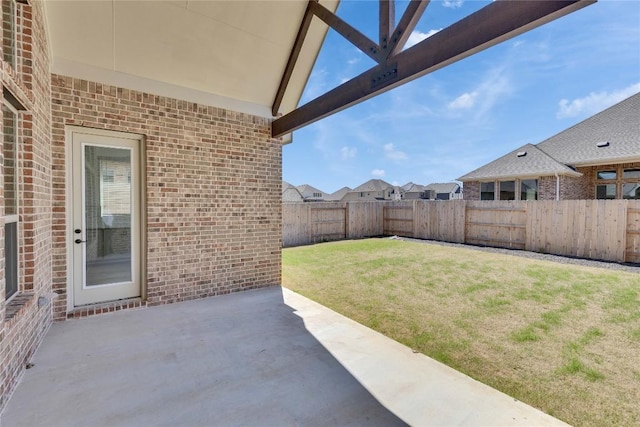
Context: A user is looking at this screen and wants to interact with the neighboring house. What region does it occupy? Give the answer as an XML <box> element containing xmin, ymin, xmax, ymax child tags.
<box><xmin>425</xmin><ymin>183</ymin><xmax>462</xmax><ymax>200</ymax></box>
<box><xmin>341</xmin><ymin>179</ymin><xmax>403</xmax><ymax>201</ymax></box>
<box><xmin>0</xmin><ymin>0</ymin><xmax>334</xmax><ymax>411</ymax></box>
<box><xmin>459</xmin><ymin>93</ymin><xmax>640</xmax><ymax>200</ymax></box>
<box><xmin>282</xmin><ymin>181</ymin><xmax>304</xmax><ymax>203</ymax></box>
<box><xmin>326</xmin><ymin>186</ymin><xmax>352</xmax><ymax>201</ymax></box>
<box><xmin>402</xmin><ymin>182</ymin><xmax>432</xmax><ymax>200</ymax></box>
<box><xmin>296</xmin><ymin>184</ymin><xmax>328</xmax><ymax>202</ymax></box>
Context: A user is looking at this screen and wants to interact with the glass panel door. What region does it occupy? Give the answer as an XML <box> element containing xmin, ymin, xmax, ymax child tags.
<box><xmin>84</xmin><ymin>145</ymin><xmax>133</xmax><ymax>286</ymax></box>
<box><xmin>72</xmin><ymin>130</ymin><xmax>141</xmax><ymax>306</ymax></box>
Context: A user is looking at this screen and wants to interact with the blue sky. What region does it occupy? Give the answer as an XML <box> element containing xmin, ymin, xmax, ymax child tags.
<box><xmin>282</xmin><ymin>0</ymin><xmax>640</xmax><ymax>194</ymax></box>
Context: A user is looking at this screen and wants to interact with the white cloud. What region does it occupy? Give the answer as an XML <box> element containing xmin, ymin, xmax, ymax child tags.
<box><xmin>347</xmin><ymin>57</ymin><xmax>360</xmax><ymax>65</ymax></box>
<box><xmin>442</xmin><ymin>0</ymin><xmax>463</xmax><ymax>9</ymax></box>
<box><xmin>556</xmin><ymin>83</ymin><xmax>640</xmax><ymax>118</ymax></box>
<box><xmin>445</xmin><ymin>67</ymin><xmax>513</xmax><ymax>120</ymax></box>
<box><xmin>383</xmin><ymin>143</ymin><xmax>408</xmax><ymax>161</ymax></box>
<box><xmin>340</xmin><ymin>146</ymin><xmax>357</xmax><ymax>160</ymax></box>
<box><xmin>405</xmin><ymin>29</ymin><xmax>441</xmax><ymax>49</ymax></box>
<box><xmin>371</xmin><ymin>169</ymin><xmax>386</xmax><ymax>177</ymax></box>
<box><xmin>448</xmin><ymin>91</ymin><xmax>478</xmax><ymax>110</ymax></box>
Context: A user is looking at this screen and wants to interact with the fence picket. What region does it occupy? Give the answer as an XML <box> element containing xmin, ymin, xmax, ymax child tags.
<box><xmin>283</xmin><ymin>200</ymin><xmax>635</xmax><ymax>262</ymax></box>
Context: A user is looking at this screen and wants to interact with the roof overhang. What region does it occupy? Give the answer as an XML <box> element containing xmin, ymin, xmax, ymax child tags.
<box><xmin>569</xmin><ymin>156</ymin><xmax>640</xmax><ymax>169</ymax></box>
<box><xmin>459</xmin><ymin>170</ymin><xmax>583</xmax><ymax>182</ymax></box>
<box><xmin>43</xmin><ymin>0</ymin><xmax>338</xmax><ymax>120</ymax></box>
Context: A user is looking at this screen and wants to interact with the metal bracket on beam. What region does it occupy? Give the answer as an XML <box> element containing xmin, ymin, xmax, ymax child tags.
<box><xmin>371</xmin><ymin>63</ymin><xmax>398</xmax><ymax>89</ymax></box>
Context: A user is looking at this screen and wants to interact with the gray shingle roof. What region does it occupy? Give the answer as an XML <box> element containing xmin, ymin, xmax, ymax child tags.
<box><xmin>326</xmin><ymin>186</ymin><xmax>351</xmax><ymax>201</ymax></box>
<box><xmin>459</xmin><ymin>144</ymin><xmax>580</xmax><ymax>181</ymax></box>
<box><xmin>459</xmin><ymin>92</ymin><xmax>640</xmax><ymax>181</ymax></box>
<box><xmin>538</xmin><ymin>92</ymin><xmax>640</xmax><ymax>165</ymax></box>
<box><xmin>425</xmin><ymin>182</ymin><xmax>461</xmax><ymax>194</ymax></box>
<box><xmin>282</xmin><ymin>180</ymin><xmax>296</xmax><ymax>193</ymax></box>
<box><xmin>401</xmin><ymin>182</ymin><xmax>416</xmax><ymax>191</ymax></box>
<box><xmin>403</xmin><ymin>182</ymin><xmax>425</xmax><ymax>192</ymax></box>
<box><xmin>352</xmin><ymin>179</ymin><xmax>394</xmax><ymax>192</ymax></box>
<box><xmin>296</xmin><ymin>184</ymin><xmax>327</xmax><ymax>198</ymax></box>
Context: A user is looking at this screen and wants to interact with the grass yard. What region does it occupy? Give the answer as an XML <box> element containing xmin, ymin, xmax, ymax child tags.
<box><xmin>282</xmin><ymin>238</ymin><xmax>640</xmax><ymax>427</ymax></box>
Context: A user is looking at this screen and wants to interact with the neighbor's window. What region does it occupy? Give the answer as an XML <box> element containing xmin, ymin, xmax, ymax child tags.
<box><xmin>499</xmin><ymin>180</ymin><xmax>515</xmax><ymax>200</ymax></box>
<box><xmin>3</xmin><ymin>102</ymin><xmax>19</xmax><ymax>300</ymax></box>
<box><xmin>622</xmin><ymin>183</ymin><xmax>640</xmax><ymax>199</ymax></box>
<box><xmin>521</xmin><ymin>179</ymin><xmax>538</xmax><ymax>200</ymax></box>
<box><xmin>597</xmin><ymin>170</ymin><xmax>617</xmax><ymax>180</ymax></box>
<box><xmin>596</xmin><ymin>184</ymin><xmax>616</xmax><ymax>200</ymax></box>
<box><xmin>2</xmin><ymin>0</ymin><xmax>16</xmax><ymax>69</ymax></box>
<box><xmin>480</xmin><ymin>182</ymin><xmax>494</xmax><ymax>200</ymax></box>
<box><xmin>623</xmin><ymin>169</ymin><xmax>640</xmax><ymax>179</ymax></box>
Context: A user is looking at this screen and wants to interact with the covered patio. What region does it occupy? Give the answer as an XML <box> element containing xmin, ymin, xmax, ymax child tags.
<box><xmin>0</xmin><ymin>0</ymin><xmax>594</xmax><ymax>422</ymax></box>
<box><xmin>1</xmin><ymin>287</ymin><xmax>566</xmax><ymax>426</ymax></box>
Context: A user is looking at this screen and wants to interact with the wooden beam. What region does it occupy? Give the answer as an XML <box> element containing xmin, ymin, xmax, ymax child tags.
<box><xmin>385</xmin><ymin>0</ymin><xmax>430</xmax><ymax>58</ymax></box>
<box><xmin>309</xmin><ymin>1</ymin><xmax>382</xmax><ymax>63</ymax></box>
<box><xmin>272</xmin><ymin>1</ymin><xmax>316</xmax><ymax>117</ymax></box>
<box><xmin>379</xmin><ymin>0</ymin><xmax>395</xmax><ymax>50</ymax></box>
<box><xmin>272</xmin><ymin>0</ymin><xmax>594</xmax><ymax>138</ymax></box>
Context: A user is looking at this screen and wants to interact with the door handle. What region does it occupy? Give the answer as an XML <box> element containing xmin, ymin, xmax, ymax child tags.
<box><xmin>74</xmin><ymin>239</ymin><xmax>86</xmax><ymax>244</ymax></box>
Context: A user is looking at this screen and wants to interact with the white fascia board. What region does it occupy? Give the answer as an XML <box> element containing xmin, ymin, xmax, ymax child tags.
<box><xmin>570</xmin><ymin>156</ymin><xmax>640</xmax><ymax>168</ymax></box>
<box><xmin>462</xmin><ymin>170</ymin><xmax>583</xmax><ymax>182</ymax></box>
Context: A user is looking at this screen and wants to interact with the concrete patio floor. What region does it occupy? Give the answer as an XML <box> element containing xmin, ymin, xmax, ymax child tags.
<box><xmin>1</xmin><ymin>287</ymin><xmax>568</xmax><ymax>427</ymax></box>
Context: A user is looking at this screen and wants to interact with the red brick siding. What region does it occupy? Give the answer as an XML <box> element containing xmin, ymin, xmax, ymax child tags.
<box><xmin>461</xmin><ymin>181</ymin><xmax>479</xmax><ymax>200</ymax></box>
<box><xmin>463</xmin><ymin>162</ymin><xmax>640</xmax><ymax>201</ymax></box>
<box><xmin>539</xmin><ymin>175</ymin><xmax>590</xmax><ymax>200</ymax></box>
<box><xmin>577</xmin><ymin>161</ymin><xmax>640</xmax><ymax>199</ymax></box>
<box><xmin>1</xmin><ymin>0</ymin><xmax>53</xmax><ymax>411</ymax></box>
<box><xmin>50</xmin><ymin>75</ymin><xmax>282</xmax><ymax>319</ymax></box>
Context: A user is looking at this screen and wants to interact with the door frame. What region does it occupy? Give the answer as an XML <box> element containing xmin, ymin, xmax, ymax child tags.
<box><xmin>65</xmin><ymin>126</ymin><xmax>147</xmax><ymax>310</ymax></box>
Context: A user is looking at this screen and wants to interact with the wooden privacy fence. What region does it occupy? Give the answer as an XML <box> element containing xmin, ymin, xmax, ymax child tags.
<box><xmin>283</xmin><ymin>200</ymin><xmax>640</xmax><ymax>263</ymax></box>
<box><xmin>283</xmin><ymin>202</ymin><xmax>383</xmax><ymax>246</ymax></box>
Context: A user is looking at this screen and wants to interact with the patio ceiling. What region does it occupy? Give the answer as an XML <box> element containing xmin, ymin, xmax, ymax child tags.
<box><xmin>43</xmin><ymin>0</ymin><xmax>338</xmax><ymax>118</ymax></box>
<box><xmin>43</xmin><ymin>0</ymin><xmax>595</xmax><ymax>138</ymax></box>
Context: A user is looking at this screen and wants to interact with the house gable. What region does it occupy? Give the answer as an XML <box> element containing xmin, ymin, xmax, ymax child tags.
<box><xmin>458</xmin><ymin>144</ymin><xmax>581</xmax><ymax>182</ymax></box>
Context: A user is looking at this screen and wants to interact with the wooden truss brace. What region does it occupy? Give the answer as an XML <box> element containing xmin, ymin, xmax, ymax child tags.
<box><xmin>272</xmin><ymin>0</ymin><xmax>594</xmax><ymax>138</ymax></box>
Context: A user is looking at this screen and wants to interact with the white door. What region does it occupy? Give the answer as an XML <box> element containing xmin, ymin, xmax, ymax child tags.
<box><xmin>71</xmin><ymin>130</ymin><xmax>141</xmax><ymax>306</ymax></box>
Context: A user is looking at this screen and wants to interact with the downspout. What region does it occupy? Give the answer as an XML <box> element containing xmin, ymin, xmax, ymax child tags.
<box><xmin>554</xmin><ymin>173</ymin><xmax>560</xmax><ymax>201</ymax></box>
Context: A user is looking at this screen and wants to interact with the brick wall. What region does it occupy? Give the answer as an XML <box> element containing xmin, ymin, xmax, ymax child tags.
<box><xmin>50</xmin><ymin>76</ymin><xmax>282</xmax><ymax>320</ymax></box>
<box><xmin>1</xmin><ymin>0</ymin><xmax>53</xmax><ymax>411</ymax></box>
<box><xmin>576</xmin><ymin>161</ymin><xmax>640</xmax><ymax>199</ymax></box>
<box><xmin>463</xmin><ymin>163</ymin><xmax>640</xmax><ymax>201</ymax></box>
<box><xmin>559</xmin><ymin>175</ymin><xmax>590</xmax><ymax>200</ymax></box>
<box><xmin>462</xmin><ymin>181</ymin><xmax>479</xmax><ymax>200</ymax></box>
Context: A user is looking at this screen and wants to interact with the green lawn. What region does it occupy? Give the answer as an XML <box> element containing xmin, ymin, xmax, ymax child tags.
<box><xmin>282</xmin><ymin>238</ymin><xmax>640</xmax><ymax>427</ymax></box>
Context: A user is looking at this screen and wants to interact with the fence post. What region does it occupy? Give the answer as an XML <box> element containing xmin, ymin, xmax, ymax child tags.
<box><xmin>344</xmin><ymin>202</ymin><xmax>349</xmax><ymax>239</ymax></box>
<box><xmin>619</xmin><ymin>200</ymin><xmax>628</xmax><ymax>263</ymax></box>
<box><xmin>412</xmin><ymin>199</ymin><xmax>418</xmax><ymax>238</ymax></box>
